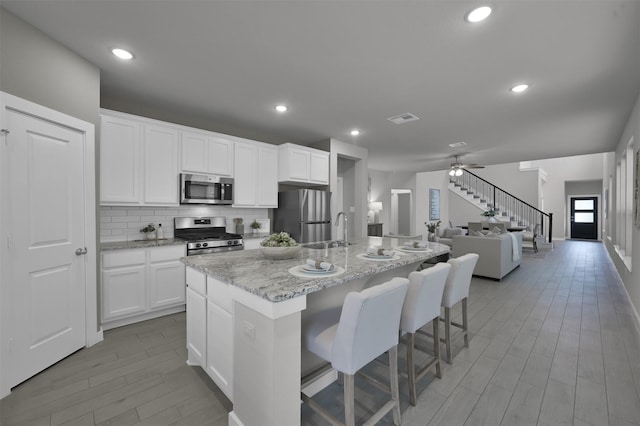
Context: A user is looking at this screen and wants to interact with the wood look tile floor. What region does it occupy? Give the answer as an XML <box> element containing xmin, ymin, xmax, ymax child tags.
<box><xmin>2</xmin><ymin>240</ymin><xmax>640</xmax><ymax>425</ymax></box>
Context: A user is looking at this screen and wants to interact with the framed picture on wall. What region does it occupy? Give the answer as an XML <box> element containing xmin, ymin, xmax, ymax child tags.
<box><xmin>429</xmin><ymin>188</ymin><xmax>440</xmax><ymax>221</ymax></box>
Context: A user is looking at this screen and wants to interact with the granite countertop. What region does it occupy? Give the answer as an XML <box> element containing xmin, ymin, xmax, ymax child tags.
<box><xmin>100</xmin><ymin>237</ymin><xmax>186</xmax><ymax>251</ymax></box>
<box><xmin>181</xmin><ymin>237</ymin><xmax>450</xmax><ymax>302</ymax></box>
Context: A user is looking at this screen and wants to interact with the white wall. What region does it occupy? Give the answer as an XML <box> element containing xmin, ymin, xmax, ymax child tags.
<box><xmin>472</xmin><ymin>163</ymin><xmax>540</xmax><ymax>207</ymax></box>
<box><xmin>368</xmin><ymin>170</ymin><xmax>416</xmax><ymax>236</ymax></box>
<box><xmin>415</xmin><ymin>171</ymin><xmax>450</xmax><ymax>238</ymax></box>
<box><xmin>604</xmin><ymin>90</ymin><xmax>640</xmax><ymax>328</ymax></box>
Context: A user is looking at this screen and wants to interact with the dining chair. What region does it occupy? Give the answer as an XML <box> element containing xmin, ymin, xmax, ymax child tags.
<box><xmin>302</xmin><ymin>277</ymin><xmax>410</xmax><ymax>426</ymax></box>
<box><xmin>441</xmin><ymin>253</ymin><xmax>479</xmax><ymax>363</ymax></box>
<box><xmin>400</xmin><ymin>263</ymin><xmax>451</xmax><ymax>405</ymax></box>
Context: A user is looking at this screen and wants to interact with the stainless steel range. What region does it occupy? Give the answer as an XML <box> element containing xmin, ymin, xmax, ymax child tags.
<box><xmin>174</xmin><ymin>216</ymin><xmax>243</xmax><ymax>256</ymax></box>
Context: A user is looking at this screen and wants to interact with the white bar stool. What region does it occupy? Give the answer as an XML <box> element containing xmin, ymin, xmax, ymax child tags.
<box><xmin>302</xmin><ymin>277</ymin><xmax>410</xmax><ymax>426</ymax></box>
<box><xmin>441</xmin><ymin>253</ymin><xmax>479</xmax><ymax>363</ymax></box>
<box><xmin>400</xmin><ymin>262</ymin><xmax>451</xmax><ymax>406</ymax></box>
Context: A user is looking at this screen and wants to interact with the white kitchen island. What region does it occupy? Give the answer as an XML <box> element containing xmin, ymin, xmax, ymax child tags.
<box><xmin>180</xmin><ymin>237</ymin><xmax>450</xmax><ymax>426</ymax></box>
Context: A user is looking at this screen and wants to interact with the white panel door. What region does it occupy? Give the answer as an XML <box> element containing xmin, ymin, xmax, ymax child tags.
<box><xmin>207</xmin><ymin>136</ymin><xmax>234</xmax><ymax>176</ymax></box>
<box><xmin>148</xmin><ymin>260</ymin><xmax>186</xmax><ymax>309</ymax></box>
<box><xmin>186</xmin><ymin>287</ymin><xmax>207</xmax><ymax>366</ymax></box>
<box><xmin>5</xmin><ymin>108</ymin><xmax>86</xmax><ymax>387</ymax></box>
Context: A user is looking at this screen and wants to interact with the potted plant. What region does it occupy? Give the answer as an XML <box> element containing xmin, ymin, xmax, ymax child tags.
<box><xmin>424</xmin><ymin>220</ymin><xmax>441</xmax><ymax>241</ymax></box>
<box><xmin>481</xmin><ymin>208</ymin><xmax>498</xmax><ymax>222</ymax></box>
<box><xmin>250</xmin><ymin>220</ymin><xmax>262</xmax><ymax>233</ymax></box>
<box><xmin>259</xmin><ymin>232</ymin><xmax>301</xmax><ymax>259</ymax></box>
<box><xmin>233</xmin><ymin>218</ymin><xmax>244</xmax><ymax>235</ymax></box>
<box><xmin>140</xmin><ymin>223</ymin><xmax>156</xmax><ymax>240</ymax></box>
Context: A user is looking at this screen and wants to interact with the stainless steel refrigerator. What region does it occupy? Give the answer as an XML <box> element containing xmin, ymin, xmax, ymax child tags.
<box><xmin>273</xmin><ymin>189</ymin><xmax>331</xmax><ymax>243</ymax></box>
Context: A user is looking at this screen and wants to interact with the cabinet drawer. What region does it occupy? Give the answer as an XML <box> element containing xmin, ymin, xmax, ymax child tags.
<box><xmin>207</xmin><ymin>276</ymin><xmax>232</xmax><ymax>312</ymax></box>
<box><xmin>103</xmin><ymin>249</ymin><xmax>146</xmax><ymax>268</ymax></box>
<box><xmin>186</xmin><ymin>267</ymin><xmax>206</xmax><ymax>295</ymax></box>
<box><xmin>149</xmin><ymin>245</ymin><xmax>186</xmax><ymax>263</ymax></box>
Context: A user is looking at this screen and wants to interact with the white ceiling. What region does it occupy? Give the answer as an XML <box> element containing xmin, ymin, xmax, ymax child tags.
<box><xmin>3</xmin><ymin>0</ymin><xmax>640</xmax><ymax>172</ymax></box>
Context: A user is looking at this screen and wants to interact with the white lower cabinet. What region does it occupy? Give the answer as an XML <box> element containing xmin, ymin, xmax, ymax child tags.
<box><xmin>101</xmin><ymin>245</ymin><xmax>186</xmax><ymax>329</ymax></box>
<box><xmin>185</xmin><ymin>268</ymin><xmax>234</xmax><ymax>402</ymax></box>
<box><xmin>186</xmin><ymin>286</ymin><xmax>207</xmax><ymax>367</ymax></box>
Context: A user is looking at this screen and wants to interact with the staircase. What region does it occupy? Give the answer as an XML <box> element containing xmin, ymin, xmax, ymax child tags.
<box><xmin>449</xmin><ymin>170</ymin><xmax>553</xmax><ymax>243</ymax></box>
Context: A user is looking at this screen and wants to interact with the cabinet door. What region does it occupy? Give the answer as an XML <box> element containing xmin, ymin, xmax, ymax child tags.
<box><xmin>309</xmin><ymin>152</ymin><xmax>329</xmax><ymax>184</ymax></box>
<box><xmin>148</xmin><ymin>260</ymin><xmax>186</xmax><ymax>310</ymax></box>
<box><xmin>257</xmin><ymin>145</ymin><xmax>278</xmax><ymax>207</ymax></box>
<box><xmin>233</xmin><ymin>142</ymin><xmax>258</xmax><ymax>206</ymax></box>
<box><xmin>102</xmin><ymin>265</ymin><xmax>146</xmax><ymax>320</ymax></box>
<box><xmin>287</xmin><ymin>148</ymin><xmax>310</xmax><ymax>181</ymax></box>
<box><xmin>100</xmin><ymin>115</ymin><xmax>141</xmax><ymax>204</ymax></box>
<box><xmin>144</xmin><ymin>124</ymin><xmax>179</xmax><ymax>205</ymax></box>
<box><xmin>186</xmin><ymin>287</ymin><xmax>207</xmax><ymax>367</ymax></box>
<box><xmin>180</xmin><ymin>131</ymin><xmax>209</xmax><ymax>174</ymax></box>
<box><xmin>206</xmin><ymin>300</ymin><xmax>234</xmax><ymax>400</ymax></box>
<box><xmin>208</xmin><ymin>136</ymin><xmax>234</xmax><ymax>176</ymax></box>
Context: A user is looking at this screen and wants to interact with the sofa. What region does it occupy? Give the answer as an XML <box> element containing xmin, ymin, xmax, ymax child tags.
<box><xmin>452</xmin><ymin>232</ymin><xmax>522</xmax><ymax>280</ymax></box>
<box><xmin>436</xmin><ymin>227</ymin><xmax>464</xmax><ymax>248</ymax></box>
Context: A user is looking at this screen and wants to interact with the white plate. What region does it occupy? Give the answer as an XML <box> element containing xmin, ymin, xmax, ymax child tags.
<box><xmin>365</xmin><ymin>253</ymin><xmax>394</xmax><ymax>259</ymax></box>
<box><xmin>302</xmin><ymin>265</ymin><xmax>335</xmax><ymax>274</ymax></box>
<box><xmin>399</xmin><ymin>246</ymin><xmax>431</xmax><ymax>252</ymax></box>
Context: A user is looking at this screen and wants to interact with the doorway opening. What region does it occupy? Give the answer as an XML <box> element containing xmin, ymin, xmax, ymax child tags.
<box><xmin>390</xmin><ymin>189</ymin><xmax>413</xmax><ymax>236</ymax></box>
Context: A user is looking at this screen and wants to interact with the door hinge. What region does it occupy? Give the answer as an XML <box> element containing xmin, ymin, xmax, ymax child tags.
<box><xmin>1</xmin><ymin>129</ymin><xmax>8</xmax><ymax>146</ymax></box>
<box><xmin>6</xmin><ymin>236</ymin><xmax>12</xmax><ymax>251</ymax></box>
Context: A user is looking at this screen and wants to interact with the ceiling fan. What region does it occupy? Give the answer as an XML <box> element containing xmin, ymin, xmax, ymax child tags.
<box><xmin>448</xmin><ymin>155</ymin><xmax>485</xmax><ymax>176</ymax></box>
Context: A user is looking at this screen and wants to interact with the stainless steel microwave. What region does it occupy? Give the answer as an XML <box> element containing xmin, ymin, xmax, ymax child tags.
<box><xmin>180</xmin><ymin>173</ymin><xmax>234</xmax><ymax>205</ymax></box>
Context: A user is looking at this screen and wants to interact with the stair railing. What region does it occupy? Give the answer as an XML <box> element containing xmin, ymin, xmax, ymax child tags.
<box><xmin>451</xmin><ymin>170</ymin><xmax>553</xmax><ymax>243</ymax></box>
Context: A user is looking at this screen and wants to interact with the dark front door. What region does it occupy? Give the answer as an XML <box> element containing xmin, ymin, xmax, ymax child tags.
<box><xmin>570</xmin><ymin>197</ymin><xmax>598</xmax><ymax>240</ymax></box>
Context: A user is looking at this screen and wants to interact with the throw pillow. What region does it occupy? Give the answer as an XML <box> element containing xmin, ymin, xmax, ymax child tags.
<box><xmin>469</xmin><ymin>230</ymin><xmax>483</xmax><ymax>237</ymax></box>
<box><xmin>491</xmin><ymin>226</ymin><xmax>504</xmax><ymax>234</ymax></box>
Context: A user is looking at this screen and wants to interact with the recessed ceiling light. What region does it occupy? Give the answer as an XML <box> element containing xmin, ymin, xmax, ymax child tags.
<box><xmin>111</xmin><ymin>48</ymin><xmax>134</xmax><ymax>60</ymax></box>
<box><xmin>465</xmin><ymin>6</ymin><xmax>492</xmax><ymax>23</ymax></box>
<box><xmin>511</xmin><ymin>84</ymin><xmax>529</xmax><ymax>93</ymax></box>
<box><xmin>274</xmin><ymin>105</ymin><xmax>288</xmax><ymax>113</ymax></box>
<box><xmin>350</xmin><ymin>129</ymin><xmax>360</xmax><ymax>136</ymax></box>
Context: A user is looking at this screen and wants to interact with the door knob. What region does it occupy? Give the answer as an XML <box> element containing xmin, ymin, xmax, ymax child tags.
<box><xmin>75</xmin><ymin>247</ymin><xmax>88</xmax><ymax>255</ymax></box>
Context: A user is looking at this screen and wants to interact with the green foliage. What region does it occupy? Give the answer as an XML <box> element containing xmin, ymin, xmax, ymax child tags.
<box><xmin>260</xmin><ymin>232</ymin><xmax>299</xmax><ymax>247</ymax></box>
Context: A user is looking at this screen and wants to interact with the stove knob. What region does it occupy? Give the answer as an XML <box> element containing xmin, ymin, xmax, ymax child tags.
<box><xmin>202</xmin><ymin>243</ymin><xmax>208</xmax><ymax>247</ymax></box>
<box><xmin>234</xmin><ymin>240</ymin><xmax>240</xmax><ymax>245</ymax></box>
<box><xmin>227</xmin><ymin>240</ymin><xmax>233</xmax><ymax>246</ymax></box>
<box><xmin>195</xmin><ymin>243</ymin><xmax>201</xmax><ymax>248</ymax></box>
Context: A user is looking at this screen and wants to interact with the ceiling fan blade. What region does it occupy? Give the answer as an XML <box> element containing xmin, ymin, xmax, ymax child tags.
<box><xmin>461</xmin><ymin>164</ymin><xmax>484</xmax><ymax>169</ymax></box>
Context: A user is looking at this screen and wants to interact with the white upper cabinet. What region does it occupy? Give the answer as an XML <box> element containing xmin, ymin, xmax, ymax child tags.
<box><xmin>278</xmin><ymin>143</ymin><xmax>329</xmax><ymax>185</ymax></box>
<box><xmin>234</xmin><ymin>140</ymin><xmax>278</xmax><ymax>208</ymax></box>
<box><xmin>100</xmin><ymin>115</ymin><xmax>142</xmax><ymax>204</ymax></box>
<box><xmin>180</xmin><ymin>131</ymin><xmax>234</xmax><ymax>176</ymax></box>
<box><xmin>100</xmin><ymin>110</ymin><xmax>179</xmax><ymax>206</ymax></box>
<box><xmin>144</xmin><ymin>124</ymin><xmax>179</xmax><ymax>205</ymax></box>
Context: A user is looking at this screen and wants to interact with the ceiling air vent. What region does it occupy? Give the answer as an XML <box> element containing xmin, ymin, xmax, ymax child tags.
<box><xmin>387</xmin><ymin>112</ymin><xmax>420</xmax><ymax>125</ymax></box>
<box><xmin>448</xmin><ymin>141</ymin><xmax>468</xmax><ymax>148</ymax></box>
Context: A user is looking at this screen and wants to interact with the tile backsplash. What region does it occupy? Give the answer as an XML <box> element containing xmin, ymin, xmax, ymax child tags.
<box><xmin>100</xmin><ymin>206</ymin><xmax>270</xmax><ymax>242</ymax></box>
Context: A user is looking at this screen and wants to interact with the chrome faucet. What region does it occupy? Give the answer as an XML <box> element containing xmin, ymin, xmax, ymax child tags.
<box><xmin>335</xmin><ymin>211</ymin><xmax>348</xmax><ymax>245</ymax></box>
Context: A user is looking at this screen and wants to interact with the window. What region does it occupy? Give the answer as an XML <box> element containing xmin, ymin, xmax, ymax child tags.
<box><xmin>614</xmin><ymin>138</ymin><xmax>633</xmax><ymax>270</ymax></box>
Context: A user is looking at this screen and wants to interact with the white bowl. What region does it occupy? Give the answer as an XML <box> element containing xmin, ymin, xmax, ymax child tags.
<box><xmin>260</xmin><ymin>245</ymin><xmax>301</xmax><ymax>260</ymax></box>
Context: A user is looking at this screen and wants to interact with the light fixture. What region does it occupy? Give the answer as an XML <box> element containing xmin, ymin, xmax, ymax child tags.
<box><xmin>111</xmin><ymin>48</ymin><xmax>134</xmax><ymax>60</ymax></box>
<box><xmin>511</xmin><ymin>83</ymin><xmax>529</xmax><ymax>93</ymax></box>
<box><xmin>350</xmin><ymin>129</ymin><xmax>360</xmax><ymax>136</ymax></box>
<box><xmin>465</xmin><ymin>6</ymin><xmax>492</xmax><ymax>23</ymax></box>
<box><xmin>274</xmin><ymin>105</ymin><xmax>288</xmax><ymax>113</ymax></box>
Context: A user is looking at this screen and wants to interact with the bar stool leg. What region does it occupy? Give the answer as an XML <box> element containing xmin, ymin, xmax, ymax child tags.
<box><xmin>389</xmin><ymin>345</ymin><xmax>401</xmax><ymax>426</ymax></box>
<box><xmin>444</xmin><ymin>307</ymin><xmax>452</xmax><ymax>364</ymax></box>
<box><xmin>406</xmin><ymin>333</ymin><xmax>417</xmax><ymax>406</ymax></box>
<box><xmin>344</xmin><ymin>374</ymin><xmax>355</xmax><ymax>426</ymax></box>
<box><xmin>433</xmin><ymin>318</ymin><xmax>442</xmax><ymax>378</ymax></box>
<box><xmin>462</xmin><ymin>298</ymin><xmax>469</xmax><ymax>348</ymax></box>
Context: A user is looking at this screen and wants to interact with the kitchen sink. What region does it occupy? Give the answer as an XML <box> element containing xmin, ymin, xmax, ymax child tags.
<box><xmin>303</xmin><ymin>241</ymin><xmax>356</xmax><ymax>249</ymax></box>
